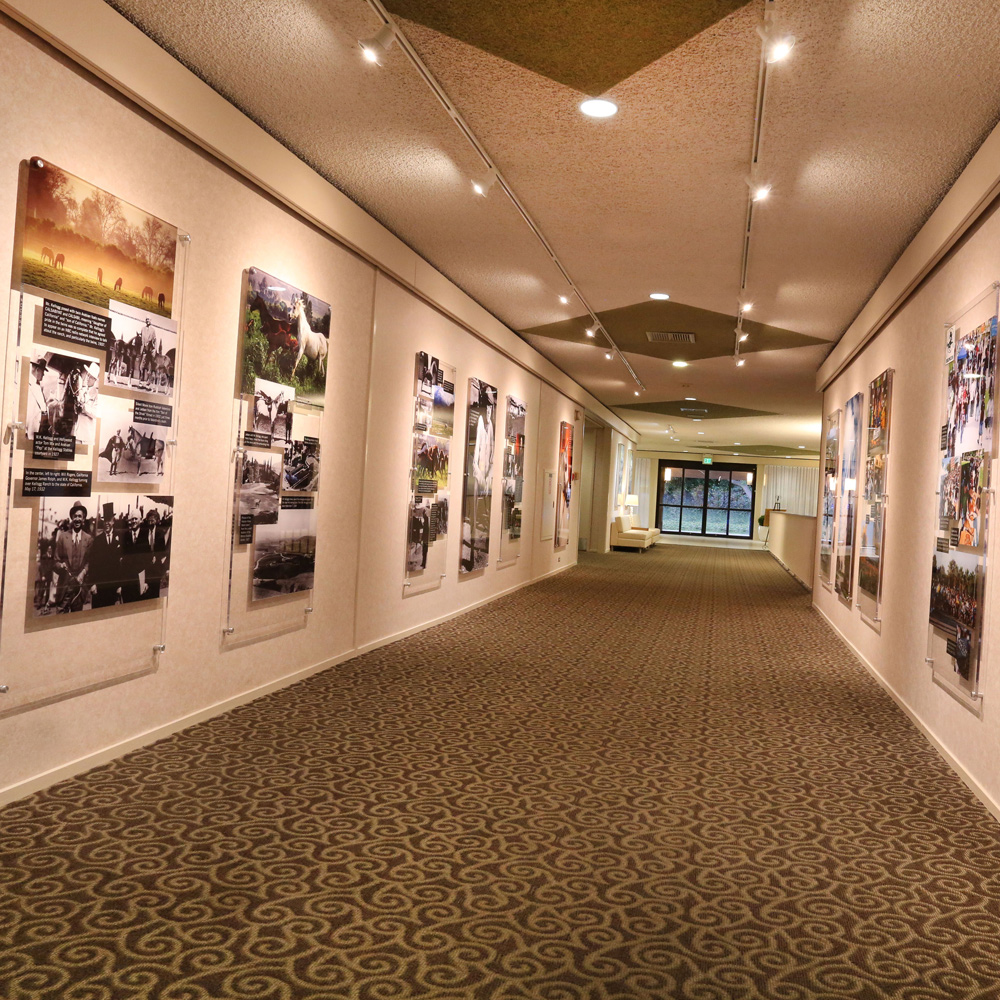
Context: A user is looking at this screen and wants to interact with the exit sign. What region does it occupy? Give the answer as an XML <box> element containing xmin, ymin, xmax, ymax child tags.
<box><xmin>702</xmin><ymin>455</ymin><xmax>713</xmax><ymax>465</ymax></box>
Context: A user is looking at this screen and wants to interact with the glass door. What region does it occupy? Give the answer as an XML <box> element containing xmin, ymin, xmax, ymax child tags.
<box><xmin>657</xmin><ymin>461</ymin><xmax>757</xmax><ymax>538</ymax></box>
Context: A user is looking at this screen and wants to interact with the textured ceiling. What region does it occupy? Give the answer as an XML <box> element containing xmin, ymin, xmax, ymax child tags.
<box><xmin>382</xmin><ymin>0</ymin><xmax>750</xmax><ymax>94</ymax></box>
<box><xmin>104</xmin><ymin>0</ymin><xmax>1000</xmax><ymax>454</ymax></box>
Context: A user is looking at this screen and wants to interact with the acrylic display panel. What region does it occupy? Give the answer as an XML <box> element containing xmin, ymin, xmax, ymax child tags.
<box><xmin>460</xmin><ymin>378</ymin><xmax>497</xmax><ymax>574</ymax></box>
<box><xmin>857</xmin><ymin>369</ymin><xmax>894</xmax><ymax>626</ymax></box>
<box><xmin>404</xmin><ymin>352</ymin><xmax>456</xmax><ymax>595</ymax></box>
<box><xmin>223</xmin><ymin>269</ymin><xmax>324</xmax><ymax>645</ymax></box>
<box><xmin>835</xmin><ymin>392</ymin><xmax>863</xmax><ymax>604</ymax></box>
<box><xmin>555</xmin><ymin>421</ymin><xmax>574</xmax><ymax>549</ymax></box>
<box><xmin>498</xmin><ymin>395</ymin><xmax>526</xmax><ymax>566</ymax></box>
<box><xmin>0</xmin><ymin>157</ymin><xmax>187</xmax><ymax>716</ymax></box>
<box><xmin>614</xmin><ymin>442</ymin><xmax>625</xmax><ymax>508</ymax></box>
<box><xmin>927</xmin><ymin>282</ymin><xmax>999</xmax><ymax>712</ymax></box>
<box><xmin>819</xmin><ymin>409</ymin><xmax>840</xmax><ymax>588</ymax></box>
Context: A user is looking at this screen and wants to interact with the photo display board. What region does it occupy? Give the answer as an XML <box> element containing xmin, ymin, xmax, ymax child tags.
<box><xmin>819</xmin><ymin>409</ymin><xmax>840</xmax><ymax>588</ymax></box>
<box><xmin>224</xmin><ymin>267</ymin><xmax>325</xmax><ymax>643</ymax></box>
<box><xmin>835</xmin><ymin>393</ymin><xmax>863</xmax><ymax>603</ymax></box>
<box><xmin>405</xmin><ymin>352</ymin><xmax>455</xmax><ymax>595</ymax></box>
<box><xmin>614</xmin><ymin>442</ymin><xmax>625</xmax><ymax>508</ymax></box>
<box><xmin>857</xmin><ymin>369</ymin><xmax>894</xmax><ymax>625</ymax></box>
<box><xmin>461</xmin><ymin>378</ymin><xmax>497</xmax><ymax>574</ymax></box>
<box><xmin>555</xmin><ymin>421</ymin><xmax>574</xmax><ymax>549</ymax></box>
<box><xmin>928</xmin><ymin>283</ymin><xmax>999</xmax><ymax>711</ymax></box>
<box><xmin>498</xmin><ymin>395</ymin><xmax>526</xmax><ymax>565</ymax></box>
<box><xmin>0</xmin><ymin>157</ymin><xmax>187</xmax><ymax>715</ymax></box>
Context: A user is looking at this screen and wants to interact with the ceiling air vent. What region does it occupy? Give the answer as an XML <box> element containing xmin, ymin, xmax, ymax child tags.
<box><xmin>646</xmin><ymin>331</ymin><xmax>696</xmax><ymax>343</ymax></box>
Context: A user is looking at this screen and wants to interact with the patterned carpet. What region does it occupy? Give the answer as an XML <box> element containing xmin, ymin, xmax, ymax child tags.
<box><xmin>3</xmin><ymin>545</ymin><xmax>1000</xmax><ymax>999</ymax></box>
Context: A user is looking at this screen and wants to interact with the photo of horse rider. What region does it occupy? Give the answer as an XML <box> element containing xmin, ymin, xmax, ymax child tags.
<box><xmin>25</xmin><ymin>347</ymin><xmax>99</xmax><ymax>445</ymax></box>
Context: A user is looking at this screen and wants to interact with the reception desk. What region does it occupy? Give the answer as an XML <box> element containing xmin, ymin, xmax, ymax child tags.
<box><xmin>767</xmin><ymin>511</ymin><xmax>818</xmax><ymax>590</ymax></box>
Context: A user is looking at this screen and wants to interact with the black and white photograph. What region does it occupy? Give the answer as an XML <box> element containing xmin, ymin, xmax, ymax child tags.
<box><xmin>461</xmin><ymin>377</ymin><xmax>496</xmax><ymax>574</ymax></box>
<box><xmin>34</xmin><ymin>494</ymin><xmax>173</xmax><ymax>617</ymax></box>
<box><xmin>407</xmin><ymin>499</ymin><xmax>433</xmax><ymax>572</ymax></box>
<box><xmin>501</xmin><ymin>396</ymin><xmax>526</xmax><ymax>553</ymax></box>
<box><xmin>252</xmin><ymin>377</ymin><xmax>294</xmax><ymax>445</ymax></box>
<box><xmin>240</xmin><ymin>449</ymin><xmax>281</xmax><ymax>525</ymax></box>
<box><xmin>283</xmin><ymin>436</ymin><xmax>320</xmax><ymax>493</ymax></box>
<box><xmin>104</xmin><ymin>300</ymin><xmax>177</xmax><ymax>397</ymax></box>
<box><xmin>252</xmin><ymin>503</ymin><xmax>316</xmax><ymax>600</ymax></box>
<box><xmin>25</xmin><ymin>347</ymin><xmax>100</xmax><ymax>445</ymax></box>
<box><xmin>96</xmin><ymin>396</ymin><xmax>167</xmax><ymax>483</ymax></box>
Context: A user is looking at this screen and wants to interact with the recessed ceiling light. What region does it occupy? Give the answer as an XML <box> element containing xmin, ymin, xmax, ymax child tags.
<box><xmin>798</xmin><ymin>445</ymin><xmax>805</xmax><ymax>449</ymax></box>
<box><xmin>580</xmin><ymin>98</ymin><xmax>618</xmax><ymax>118</ymax></box>
<box><xmin>697</xmin><ymin>431</ymin><xmax>704</xmax><ymax>435</ymax></box>
<box><xmin>765</xmin><ymin>36</ymin><xmax>796</xmax><ymax>64</ymax></box>
<box><xmin>734</xmin><ymin>442</ymin><xmax>741</xmax><ymax>446</ymax></box>
<box><xmin>685</xmin><ymin>397</ymin><xmax>696</xmax><ymax>401</ymax></box>
<box><xmin>605</xmin><ymin>352</ymin><xmax>613</xmax><ymax>360</ymax></box>
<box><xmin>585</xmin><ymin>328</ymin><xmax>595</xmax><ymax>337</ymax></box>
<box><xmin>650</xmin><ymin>292</ymin><xmax>670</xmax><ymax>301</ymax></box>
<box><xmin>672</xmin><ymin>360</ymin><xmax>688</xmax><ymax>368</ymax></box>
<box><xmin>559</xmin><ymin>295</ymin><xmax>569</xmax><ymax>304</ymax></box>
<box><xmin>693</xmin><ymin>419</ymin><xmax>702</xmax><ymax>422</ymax></box>
<box><xmin>736</xmin><ymin>358</ymin><xmax>746</xmax><ymax>367</ymax></box>
<box><xmin>634</xmin><ymin>390</ymin><xmax>640</xmax><ymax>396</ymax></box>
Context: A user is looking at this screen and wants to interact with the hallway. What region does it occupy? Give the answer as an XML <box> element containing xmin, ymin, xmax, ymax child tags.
<box><xmin>3</xmin><ymin>546</ymin><xmax>1000</xmax><ymax>999</ymax></box>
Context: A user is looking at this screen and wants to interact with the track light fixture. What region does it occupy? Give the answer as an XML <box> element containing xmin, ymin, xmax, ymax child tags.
<box><xmin>605</xmin><ymin>352</ymin><xmax>613</xmax><ymax>360</ymax></box>
<box><xmin>758</xmin><ymin>25</ymin><xmax>795</xmax><ymax>63</ymax></box>
<box><xmin>472</xmin><ymin>169</ymin><xmax>497</xmax><ymax>197</ymax></box>
<box><xmin>359</xmin><ymin>23</ymin><xmax>396</xmax><ymax>64</ymax></box>
<box><xmin>585</xmin><ymin>328</ymin><xmax>595</xmax><ymax>337</ymax></box>
<box><xmin>559</xmin><ymin>295</ymin><xmax>569</xmax><ymax>304</ymax></box>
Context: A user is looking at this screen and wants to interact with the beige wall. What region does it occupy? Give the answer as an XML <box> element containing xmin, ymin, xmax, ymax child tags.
<box><xmin>768</xmin><ymin>513</ymin><xmax>818</xmax><ymax>589</ymax></box>
<box><xmin>814</xmin><ymin>199</ymin><xmax>1000</xmax><ymax>816</ymax></box>
<box><xmin>0</xmin><ymin>19</ymin><xmax>591</xmax><ymax>801</ymax></box>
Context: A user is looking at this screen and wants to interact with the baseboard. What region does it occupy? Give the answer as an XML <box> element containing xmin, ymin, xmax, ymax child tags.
<box><xmin>0</xmin><ymin>560</ymin><xmax>578</xmax><ymax>807</ymax></box>
<box><xmin>355</xmin><ymin>560</ymin><xmax>576</xmax><ymax>656</ymax></box>
<box><xmin>0</xmin><ymin>649</ymin><xmax>353</xmax><ymax>807</ymax></box>
<box><xmin>812</xmin><ymin>602</ymin><xmax>1000</xmax><ymax>826</ymax></box>
<box><xmin>767</xmin><ymin>550</ymin><xmax>812</xmax><ymax>591</ymax></box>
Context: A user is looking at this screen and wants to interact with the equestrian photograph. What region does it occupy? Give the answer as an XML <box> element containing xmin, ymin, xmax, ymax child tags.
<box><xmin>95</xmin><ymin>396</ymin><xmax>167</xmax><ymax>484</ymax></box>
<box><xmin>105</xmin><ymin>300</ymin><xmax>177</xmax><ymax>397</ymax></box>
<box><xmin>25</xmin><ymin>347</ymin><xmax>99</xmax><ymax>445</ymax></box>
<box><xmin>252</xmin><ymin>377</ymin><xmax>294</xmax><ymax>446</ymax></box>
<box><xmin>33</xmin><ymin>494</ymin><xmax>173</xmax><ymax>618</ymax></box>
<box><xmin>18</xmin><ymin>159</ymin><xmax>176</xmax><ymax>316</ymax></box>
<box><xmin>239</xmin><ymin>266</ymin><xmax>331</xmax><ymax>408</ymax></box>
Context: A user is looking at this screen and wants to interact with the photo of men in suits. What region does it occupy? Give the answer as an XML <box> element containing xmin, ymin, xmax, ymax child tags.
<box><xmin>34</xmin><ymin>495</ymin><xmax>173</xmax><ymax>618</ymax></box>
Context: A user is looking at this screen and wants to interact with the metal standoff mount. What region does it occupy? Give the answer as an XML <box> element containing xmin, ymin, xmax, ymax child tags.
<box><xmin>179</xmin><ymin>233</ymin><xmax>192</xmax><ymax>243</ymax></box>
<box><xmin>304</xmin><ymin>607</ymin><xmax>314</xmax><ymax>614</ymax></box>
<box><xmin>403</xmin><ymin>580</ymin><xmax>412</xmax><ymax>588</ymax></box>
<box><xmin>924</xmin><ymin>657</ymin><xmax>934</xmax><ymax>666</ymax></box>
<box><xmin>153</xmin><ymin>643</ymin><xmax>166</xmax><ymax>653</ymax></box>
<box><xmin>223</xmin><ymin>626</ymin><xmax>235</xmax><ymax>635</ymax></box>
<box><xmin>0</xmin><ymin>685</ymin><xmax>9</xmax><ymax>694</ymax></box>
<box><xmin>7</xmin><ymin>420</ymin><xmax>25</xmax><ymax>431</ymax></box>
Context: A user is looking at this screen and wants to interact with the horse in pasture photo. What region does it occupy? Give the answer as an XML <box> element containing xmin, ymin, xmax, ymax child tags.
<box><xmin>248</xmin><ymin>294</ymin><xmax>296</xmax><ymax>367</ymax></box>
<box><xmin>158</xmin><ymin>293</ymin><xmax>165</xmax><ymax>309</ymax></box>
<box><xmin>97</xmin><ymin>268</ymin><xmax>103</xmax><ymax>285</ymax></box>
<box><xmin>54</xmin><ymin>253</ymin><xmax>65</xmax><ymax>269</ymax></box>
<box><xmin>114</xmin><ymin>277</ymin><xmax>123</xmax><ymax>292</ymax></box>
<box><xmin>142</xmin><ymin>286</ymin><xmax>154</xmax><ymax>301</ymax></box>
<box><xmin>40</xmin><ymin>247</ymin><xmax>54</xmax><ymax>265</ymax></box>
<box><xmin>290</xmin><ymin>295</ymin><xmax>328</xmax><ymax>379</ymax></box>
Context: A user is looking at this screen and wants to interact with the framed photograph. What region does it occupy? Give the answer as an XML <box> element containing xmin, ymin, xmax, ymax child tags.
<box><xmin>18</xmin><ymin>159</ymin><xmax>176</xmax><ymax>316</ymax></box>
<box><xmin>105</xmin><ymin>300</ymin><xmax>177</xmax><ymax>397</ymax></box>
<box><xmin>24</xmin><ymin>346</ymin><xmax>99</xmax><ymax>445</ymax></box>
<box><xmin>461</xmin><ymin>378</ymin><xmax>497</xmax><ymax>573</ymax></box>
<box><xmin>240</xmin><ymin>267</ymin><xmax>330</xmax><ymax>409</ymax></box>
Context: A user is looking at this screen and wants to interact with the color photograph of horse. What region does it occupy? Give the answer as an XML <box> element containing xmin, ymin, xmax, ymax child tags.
<box><xmin>239</xmin><ymin>267</ymin><xmax>330</xmax><ymax>408</ymax></box>
<box><xmin>95</xmin><ymin>396</ymin><xmax>167</xmax><ymax>484</ymax></box>
<box><xmin>19</xmin><ymin>160</ymin><xmax>176</xmax><ymax>317</ymax></box>
<box><xmin>25</xmin><ymin>347</ymin><xmax>99</xmax><ymax>445</ymax></box>
<box><xmin>104</xmin><ymin>300</ymin><xmax>177</xmax><ymax>397</ymax></box>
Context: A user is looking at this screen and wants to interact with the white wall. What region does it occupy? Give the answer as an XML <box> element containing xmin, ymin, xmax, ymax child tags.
<box><xmin>813</xmin><ymin>201</ymin><xmax>1000</xmax><ymax>815</ymax></box>
<box><xmin>0</xmin><ymin>17</ymin><xmax>597</xmax><ymax>801</ymax></box>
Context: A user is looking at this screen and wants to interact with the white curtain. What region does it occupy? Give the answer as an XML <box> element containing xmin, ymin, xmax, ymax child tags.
<box><xmin>635</xmin><ymin>457</ymin><xmax>652</xmax><ymax>525</ymax></box>
<box><xmin>761</xmin><ymin>464</ymin><xmax>820</xmax><ymax>516</ymax></box>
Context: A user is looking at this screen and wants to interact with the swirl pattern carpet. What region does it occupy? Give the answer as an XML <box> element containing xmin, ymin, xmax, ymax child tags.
<box><xmin>3</xmin><ymin>545</ymin><xmax>1000</xmax><ymax>999</ymax></box>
